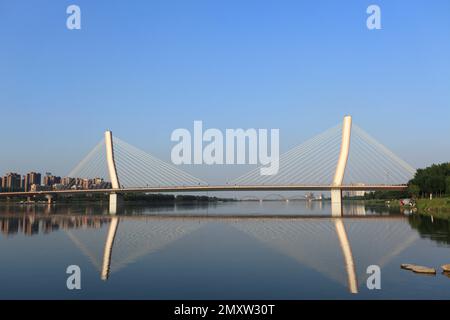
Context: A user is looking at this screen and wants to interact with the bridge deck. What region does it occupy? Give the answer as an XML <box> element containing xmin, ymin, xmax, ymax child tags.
<box><xmin>0</xmin><ymin>184</ymin><xmax>408</xmax><ymax>197</ymax></box>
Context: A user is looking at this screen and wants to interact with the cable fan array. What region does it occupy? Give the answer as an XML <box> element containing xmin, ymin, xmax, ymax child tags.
<box><xmin>67</xmin><ymin>137</ymin><xmax>207</xmax><ymax>188</ymax></box>
<box><xmin>344</xmin><ymin>125</ymin><xmax>415</xmax><ymax>185</ymax></box>
<box><xmin>231</xmin><ymin>123</ymin><xmax>415</xmax><ymax>186</ymax></box>
<box><xmin>231</xmin><ymin>125</ymin><xmax>342</xmax><ymax>186</ymax></box>
<box><xmin>67</xmin><ymin>123</ymin><xmax>415</xmax><ymax>189</ymax></box>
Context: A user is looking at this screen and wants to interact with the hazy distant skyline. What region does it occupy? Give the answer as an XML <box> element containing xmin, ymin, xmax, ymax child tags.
<box><xmin>1</xmin><ymin>0</ymin><xmax>449</xmax><ymax>183</ymax></box>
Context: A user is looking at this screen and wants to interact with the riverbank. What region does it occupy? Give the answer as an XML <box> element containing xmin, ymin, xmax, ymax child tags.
<box><xmin>0</xmin><ymin>193</ymin><xmax>236</xmax><ymax>204</ymax></box>
<box><xmin>352</xmin><ymin>199</ymin><xmax>404</xmax><ymax>208</ymax></box>
<box><xmin>360</xmin><ymin>198</ymin><xmax>450</xmax><ymax>216</ymax></box>
<box><xmin>416</xmin><ymin>197</ymin><xmax>450</xmax><ymax>217</ymax></box>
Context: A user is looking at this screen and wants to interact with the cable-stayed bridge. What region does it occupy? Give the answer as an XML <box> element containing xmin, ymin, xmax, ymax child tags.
<box><xmin>0</xmin><ymin>116</ymin><xmax>415</xmax><ymax>216</ymax></box>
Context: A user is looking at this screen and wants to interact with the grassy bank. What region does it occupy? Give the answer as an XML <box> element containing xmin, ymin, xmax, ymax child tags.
<box><xmin>360</xmin><ymin>197</ymin><xmax>450</xmax><ymax>215</ymax></box>
<box><xmin>416</xmin><ymin>197</ymin><xmax>450</xmax><ymax>215</ymax></box>
<box><xmin>346</xmin><ymin>198</ymin><xmax>403</xmax><ymax>208</ymax></box>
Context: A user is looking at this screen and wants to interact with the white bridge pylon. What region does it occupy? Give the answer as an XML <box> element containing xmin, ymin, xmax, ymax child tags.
<box><xmin>64</xmin><ymin>115</ymin><xmax>415</xmax><ymax>215</ymax></box>
<box><xmin>331</xmin><ymin>116</ymin><xmax>352</xmax><ymax>216</ymax></box>
<box><xmin>105</xmin><ymin>131</ymin><xmax>122</xmax><ymax>214</ymax></box>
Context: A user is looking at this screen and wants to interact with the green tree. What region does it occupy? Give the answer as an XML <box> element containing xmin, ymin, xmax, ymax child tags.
<box><xmin>408</xmin><ymin>184</ymin><xmax>420</xmax><ymax>199</ymax></box>
<box><xmin>446</xmin><ymin>176</ymin><xmax>450</xmax><ymax>195</ymax></box>
<box><xmin>409</xmin><ymin>162</ymin><xmax>450</xmax><ymax>197</ymax></box>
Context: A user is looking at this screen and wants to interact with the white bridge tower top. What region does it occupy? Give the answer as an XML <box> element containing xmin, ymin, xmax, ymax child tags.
<box><xmin>105</xmin><ymin>131</ymin><xmax>121</xmax><ymax>189</ymax></box>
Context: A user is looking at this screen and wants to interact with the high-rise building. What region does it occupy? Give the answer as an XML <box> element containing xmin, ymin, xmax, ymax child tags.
<box><xmin>61</xmin><ymin>177</ymin><xmax>76</xmax><ymax>188</ymax></box>
<box><xmin>0</xmin><ymin>176</ymin><xmax>7</xmax><ymax>190</ymax></box>
<box><xmin>24</xmin><ymin>172</ymin><xmax>41</xmax><ymax>192</ymax></box>
<box><xmin>2</xmin><ymin>173</ymin><xmax>22</xmax><ymax>191</ymax></box>
<box><xmin>81</xmin><ymin>178</ymin><xmax>91</xmax><ymax>190</ymax></box>
<box><xmin>43</xmin><ymin>174</ymin><xmax>61</xmax><ymax>187</ymax></box>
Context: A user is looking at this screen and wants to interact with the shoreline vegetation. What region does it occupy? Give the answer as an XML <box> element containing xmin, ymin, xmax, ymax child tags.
<box><xmin>353</xmin><ymin>198</ymin><xmax>450</xmax><ymax>215</ymax></box>
<box><xmin>408</xmin><ymin>162</ymin><xmax>450</xmax><ymax>217</ymax></box>
<box><xmin>416</xmin><ymin>198</ymin><xmax>450</xmax><ymax>216</ymax></box>
<box><xmin>0</xmin><ymin>193</ymin><xmax>237</xmax><ymax>204</ymax></box>
<box><xmin>345</xmin><ymin>197</ymin><xmax>450</xmax><ymax>218</ymax></box>
<box><xmin>344</xmin><ymin>162</ymin><xmax>450</xmax><ymax>218</ymax></box>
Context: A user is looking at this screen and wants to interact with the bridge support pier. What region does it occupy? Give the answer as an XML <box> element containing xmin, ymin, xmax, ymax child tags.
<box><xmin>109</xmin><ymin>193</ymin><xmax>123</xmax><ymax>215</ymax></box>
<box><xmin>331</xmin><ymin>188</ymin><xmax>343</xmax><ymax>217</ymax></box>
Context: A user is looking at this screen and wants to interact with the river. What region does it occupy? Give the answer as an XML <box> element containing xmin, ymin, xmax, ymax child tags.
<box><xmin>1</xmin><ymin>201</ymin><xmax>449</xmax><ymax>299</ymax></box>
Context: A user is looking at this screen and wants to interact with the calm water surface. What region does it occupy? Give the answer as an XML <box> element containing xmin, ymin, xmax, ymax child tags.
<box><xmin>1</xmin><ymin>201</ymin><xmax>450</xmax><ymax>299</ymax></box>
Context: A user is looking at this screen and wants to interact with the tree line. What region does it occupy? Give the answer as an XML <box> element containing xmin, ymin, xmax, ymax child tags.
<box><xmin>408</xmin><ymin>163</ymin><xmax>450</xmax><ymax>198</ymax></box>
<box><xmin>361</xmin><ymin>162</ymin><xmax>450</xmax><ymax>200</ymax></box>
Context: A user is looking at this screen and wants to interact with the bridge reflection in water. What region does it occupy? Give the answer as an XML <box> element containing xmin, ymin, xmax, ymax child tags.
<box><xmin>98</xmin><ymin>217</ymin><xmax>207</xmax><ymax>280</ymax></box>
<box><xmin>75</xmin><ymin>214</ymin><xmax>417</xmax><ymax>294</ymax></box>
<box><xmin>0</xmin><ymin>204</ymin><xmax>420</xmax><ymax>294</ymax></box>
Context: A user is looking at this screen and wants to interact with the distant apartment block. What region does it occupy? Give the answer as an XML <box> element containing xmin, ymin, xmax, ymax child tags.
<box><xmin>43</xmin><ymin>174</ymin><xmax>61</xmax><ymax>187</ymax></box>
<box><xmin>24</xmin><ymin>172</ymin><xmax>41</xmax><ymax>192</ymax></box>
<box><xmin>1</xmin><ymin>173</ymin><xmax>21</xmax><ymax>192</ymax></box>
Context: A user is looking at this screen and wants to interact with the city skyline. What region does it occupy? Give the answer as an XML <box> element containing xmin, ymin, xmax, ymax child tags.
<box><xmin>0</xmin><ymin>171</ymin><xmax>111</xmax><ymax>192</ymax></box>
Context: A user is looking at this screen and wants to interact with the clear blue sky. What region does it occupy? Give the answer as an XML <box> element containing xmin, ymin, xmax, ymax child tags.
<box><xmin>1</xmin><ymin>0</ymin><xmax>449</xmax><ymax>181</ymax></box>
